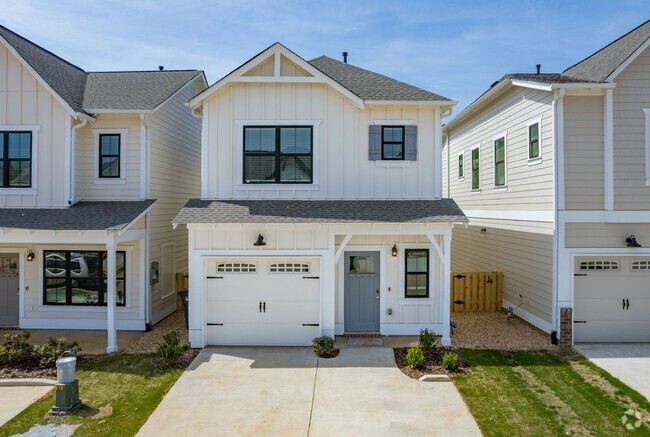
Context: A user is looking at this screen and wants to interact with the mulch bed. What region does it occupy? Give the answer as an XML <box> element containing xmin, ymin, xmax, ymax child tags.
<box><xmin>393</xmin><ymin>347</ymin><xmax>471</xmax><ymax>379</ymax></box>
<box><xmin>0</xmin><ymin>366</ymin><xmax>56</xmax><ymax>379</ymax></box>
<box><xmin>152</xmin><ymin>348</ymin><xmax>199</xmax><ymax>370</ymax></box>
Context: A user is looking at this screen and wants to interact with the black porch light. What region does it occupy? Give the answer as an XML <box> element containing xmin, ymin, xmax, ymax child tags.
<box><xmin>253</xmin><ymin>234</ymin><xmax>267</xmax><ymax>247</ymax></box>
<box><xmin>391</xmin><ymin>244</ymin><xmax>398</xmax><ymax>257</ymax></box>
<box><xmin>26</xmin><ymin>250</ymin><xmax>35</xmax><ymax>262</ymax></box>
<box><xmin>626</xmin><ymin>235</ymin><xmax>641</xmax><ymax>247</ymax></box>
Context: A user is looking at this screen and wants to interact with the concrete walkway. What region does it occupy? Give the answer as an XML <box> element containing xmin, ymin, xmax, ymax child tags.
<box><xmin>138</xmin><ymin>347</ymin><xmax>480</xmax><ymax>437</ymax></box>
<box><xmin>0</xmin><ymin>386</ymin><xmax>52</xmax><ymax>427</ymax></box>
<box><xmin>575</xmin><ymin>343</ymin><xmax>650</xmax><ymax>400</ymax></box>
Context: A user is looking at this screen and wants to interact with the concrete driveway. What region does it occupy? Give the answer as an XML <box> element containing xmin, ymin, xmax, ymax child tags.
<box><xmin>0</xmin><ymin>386</ymin><xmax>52</xmax><ymax>427</ymax></box>
<box><xmin>137</xmin><ymin>347</ymin><xmax>480</xmax><ymax>437</ymax></box>
<box><xmin>575</xmin><ymin>343</ymin><xmax>650</xmax><ymax>400</ymax></box>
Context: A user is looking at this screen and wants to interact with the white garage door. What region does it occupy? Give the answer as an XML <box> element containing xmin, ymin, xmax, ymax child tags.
<box><xmin>205</xmin><ymin>258</ymin><xmax>320</xmax><ymax>346</ymax></box>
<box><xmin>574</xmin><ymin>257</ymin><xmax>650</xmax><ymax>342</ymax></box>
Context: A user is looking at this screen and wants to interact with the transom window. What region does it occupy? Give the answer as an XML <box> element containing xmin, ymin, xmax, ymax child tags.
<box><xmin>216</xmin><ymin>262</ymin><xmax>257</xmax><ymax>273</ymax></box>
<box><xmin>405</xmin><ymin>249</ymin><xmax>429</xmax><ymax>298</ymax></box>
<box><xmin>381</xmin><ymin>126</ymin><xmax>405</xmax><ymax>160</ymax></box>
<box><xmin>528</xmin><ymin>122</ymin><xmax>540</xmax><ymax>159</ymax></box>
<box><xmin>44</xmin><ymin>251</ymin><xmax>126</xmax><ymax>306</ymax></box>
<box><xmin>243</xmin><ymin>126</ymin><xmax>313</xmax><ymax>184</ymax></box>
<box><xmin>99</xmin><ymin>134</ymin><xmax>121</xmax><ymax>178</ymax></box>
<box><xmin>471</xmin><ymin>147</ymin><xmax>480</xmax><ymax>190</ymax></box>
<box><xmin>458</xmin><ymin>153</ymin><xmax>464</xmax><ymax>179</ymax></box>
<box><xmin>269</xmin><ymin>263</ymin><xmax>310</xmax><ymax>273</ymax></box>
<box><xmin>579</xmin><ymin>260</ymin><xmax>619</xmax><ymax>271</ymax></box>
<box><xmin>494</xmin><ymin>137</ymin><xmax>506</xmax><ymax>187</ymax></box>
<box><xmin>0</xmin><ymin>131</ymin><xmax>32</xmax><ymax>188</ymax></box>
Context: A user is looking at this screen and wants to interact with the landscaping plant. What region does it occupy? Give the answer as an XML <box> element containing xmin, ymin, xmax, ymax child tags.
<box><xmin>418</xmin><ymin>328</ymin><xmax>441</xmax><ymax>355</ymax></box>
<box><xmin>34</xmin><ymin>336</ymin><xmax>82</xmax><ymax>368</ymax></box>
<box><xmin>0</xmin><ymin>330</ymin><xmax>35</xmax><ymax>367</ymax></box>
<box><xmin>155</xmin><ymin>330</ymin><xmax>189</xmax><ymax>367</ymax></box>
<box><xmin>312</xmin><ymin>336</ymin><xmax>339</xmax><ymax>358</ymax></box>
<box><xmin>406</xmin><ymin>345</ymin><xmax>424</xmax><ymax>369</ymax></box>
<box><xmin>442</xmin><ymin>351</ymin><xmax>459</xmax><ymax>371</ymax></box>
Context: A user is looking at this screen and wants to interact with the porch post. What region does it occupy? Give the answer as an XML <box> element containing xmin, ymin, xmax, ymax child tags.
<box><xmin>441</xmin><ymin>233</ymin><xmax>452</xmax><ymax>346</ymax></box>
<box><xmin>106</xmin><ymin>232</ymin><xmax>118</xmax><ymax>353</ymax></box>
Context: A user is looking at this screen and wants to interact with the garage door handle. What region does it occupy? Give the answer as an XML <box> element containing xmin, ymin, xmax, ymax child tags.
<box><xmin>259</xmin><ymin>301</ymin><xmax>262</xmax><ymax>313</ymax></box>
<box><xmin>625</xmin><ymin>299</ymin><xmax>630</xmax><ymax>310</ymax></box>
<box><xmin>263</xmin><ymin>301</ymin><xmax>266</xmax><ymax>312</ymax></box>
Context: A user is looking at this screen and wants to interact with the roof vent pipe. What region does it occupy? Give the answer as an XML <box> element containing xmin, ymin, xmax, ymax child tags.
<box><xmin>536</xmin><ymin>64</ymin><xmax>541</xmax><ymax>74</ymax></box>
<box><xmin>342</xmin><ymin>52</ymin><xmax>348</xmax><ymax>63</ymax></box>
<box><xmin>158</xmin><ymin>65</ymin><xmax>164</xmax><ymax>71</ymax></box>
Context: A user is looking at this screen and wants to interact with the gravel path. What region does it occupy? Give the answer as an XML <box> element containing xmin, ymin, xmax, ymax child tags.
<box><xmin>451</xmin><ymin>312</ymin><xmax>556</xmax><ymax>350</ymax></box>
<box><xmin>123</xmin><ymin>310</ymin><xmax>189</xmax><ymax>354</ymax></box>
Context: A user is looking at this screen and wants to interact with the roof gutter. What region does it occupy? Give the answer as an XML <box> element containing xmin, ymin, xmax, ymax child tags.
<box><xmin>444</xmin><ymin>78</ymin><xmax>512</xmax><ymax>132</ymax></box>
<box><xmin>365</xmin><ymin>100</ymin><xmax>458</xmax><ymax>107</ymax></box>
<box><xmin>69</xmin><ymin>114</ymin><xmax>93</xmax><ymax>205</ymax></box>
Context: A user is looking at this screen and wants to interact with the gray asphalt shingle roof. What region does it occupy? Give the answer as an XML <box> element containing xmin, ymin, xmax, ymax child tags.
<box><xmin>0</xmin><ymin>200</ymin><xmax>155</xmax><ymax>231</ymax></box>
<box><xmin>564</xmin><ymin>19</ymin><xmax>650</xmax><ymax>82</ymax></box>
<box><xmin>309</xmin><ymin>56</ymin><xmax>453</xmax><ymax>102</ymax></box>
<box><xmin>506</xmin><ymin>73</ymin><xmax>599</xmax><ymax>84</ymax></box>
<box><xmin>173</xmin><ymin>199</ymin><xmax>467</xmax><ymax>225</ymax></box>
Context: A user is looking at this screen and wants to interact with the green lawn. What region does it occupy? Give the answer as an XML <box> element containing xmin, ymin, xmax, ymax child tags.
<box><xmin>0</xmin><ymin>353</ymin><xmax>183</xmax><ymax>437</ymax></box>
<box><xmin>455</xmin><ymin>349</ymin><xmax>650</xmax><ymax>437</ymax></box>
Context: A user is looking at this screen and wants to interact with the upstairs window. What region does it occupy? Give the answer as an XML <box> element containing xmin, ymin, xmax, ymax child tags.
<box><xmin>368</xmin><ymin>125</ymin><xmax>417</xmax><ymax>161</ymax></box>
<box><xmin>243</xmin><ymin>126</ymin><xmax>313</xmax><ymax>184</ymax></box>
<box><xmin>0</xmin><ymin>131</ymin><xmax>32</xmax><ymax>188</ymax></box>
<box><xmin>99</xmin><ymin>134</ymin><xmax>121</xmax><ymax>178</ymax></box>
<box><xmin>471</xmin><ymin>146</ymin><xmax>480</xmax><ymax>190</ymax></box>
<box><xmin>494</xmin><ymin>136</ymin><xmax>506</xmax><ymax>187</ymax></box>
<box><xmin>458</xmin><ymin>152</ymin><xmax>464</xmax><ymax>179</ymax></box>
<box><xmin>528</xmin><ymin>122</ymin><xmax>540</xmax><ymax>160</ymax></box>
<box><xmin>382</xmin><ymin>126</ymin><xmax>405</xmax><ymax>160</ymax></box>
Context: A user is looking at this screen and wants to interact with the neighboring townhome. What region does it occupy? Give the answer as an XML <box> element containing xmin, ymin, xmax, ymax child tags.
<box><xmin>173</xmin><ymin>43</ymin><xmax>465</xmax><ymax>348</ymax></box>
<box><xmin>0</xmin><ymin>25</ymin><xmax>207</xmax><ymax>352</ymax></box>
<box><xmin>443</xmin><ymin>19</ymin><xmax>650</xmax><ymax>346</ymax></box>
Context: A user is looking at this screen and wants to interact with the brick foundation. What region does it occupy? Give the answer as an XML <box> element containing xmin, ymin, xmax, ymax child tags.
<box><xmin>559</xmin><ymin>307</ymin><xmax>573</xmax><ymax>347</ymax></box>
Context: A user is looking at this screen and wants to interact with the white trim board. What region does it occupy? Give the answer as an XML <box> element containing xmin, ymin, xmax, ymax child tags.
<box><xmin>20</xmin><ymin>318</ymin><xmax>146</xmax><ymax>331</ymax></box>
<box><xmin>560</xmin><ymin>210</ymin><xmax>650</xmax><ymax>223</ymax></box>
<box><xmin>607</xmin><ymin>37</ymin><xmax>650</xmax><ymax>81</ymax></box>
<box><xmin>464</xmin><ymin>210</ymin><xmax>554</xmax><ymax>222</ymax></box>
<box><xmin>503</xmin><ymin>299</ymin><xmax>552</xmax><ymax>333</ymax></box>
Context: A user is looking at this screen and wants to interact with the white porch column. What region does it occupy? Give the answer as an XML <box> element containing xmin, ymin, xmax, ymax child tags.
<box><xmin>321</xmin><ymin>232</ymin><xmax>336</xmax><ymax>338</ymax></box>
<box><xmin>106</xmin><ymin>232</ymin><xmax>118</xmax><ymax>353</ymax></box>
<box><xmin>441</xmin><ymin>233</ymin><xmax>452</xmax><ymax>346</ymax></box>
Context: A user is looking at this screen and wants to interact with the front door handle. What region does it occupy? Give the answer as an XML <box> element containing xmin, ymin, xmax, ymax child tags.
<box><xmin>376</xmin><ymin>289</ymin><xmax>380</xmax><ymax>300</ymax></box>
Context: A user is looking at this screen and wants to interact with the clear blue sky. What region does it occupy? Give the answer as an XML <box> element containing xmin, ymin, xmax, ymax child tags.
<box><xmin>2</xmin><ymin>1</ymin><xmax>648</xmax><ymax>113</ymax></box>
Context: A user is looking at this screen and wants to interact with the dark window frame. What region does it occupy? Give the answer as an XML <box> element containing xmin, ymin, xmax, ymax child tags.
<box><xmin>528</xmin><ymin>122</ymin><xmax>540</xmax><ymax>159</ymax></box>
<box><xmin>471</xmin><ymin>147</ymin><xmax>480</xmax><ymax>190</ymax></box>
<box><xmin>0</xmin><ymin>131</ymin><xmax>32</xmax><ymax>188</ymax></box>
<box><xmin>458</xmin><ymin>153</ymin><xmax>464</xmax><ymax>179</ymax></box>
<box><xmin>98</xmin><ymin>134</ymin><xmax>121</xmax><ymax>178</ymax></box>
<box><xmin>381</xmin><ymin>126</ymin><xmax>405</xmax><ymax>160</ymax></box>
<box><xmin>43</xmin><ymin>250</ymin><xmax>126</xmax><ymax>307</ymax></box>
<box><xmin>404</xmin><ymin>249</ymin><xmax>429</xmax><ymax>298</ymax></box>
<box><xmin>243</xmin><ymin>126</ymin><xmax>314</xmax><ymax>184</ymax></box>
<box><xmin>494</xmin><ymin>137</ymin><xmax>506</xmax><ymax>187</ymax></box>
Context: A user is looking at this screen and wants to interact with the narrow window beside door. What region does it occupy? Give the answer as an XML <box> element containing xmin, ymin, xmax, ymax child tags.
<box><xmin>405</xmin><ymin>249</ymin><xmax>429</xmax><ymax>298</ymax></box>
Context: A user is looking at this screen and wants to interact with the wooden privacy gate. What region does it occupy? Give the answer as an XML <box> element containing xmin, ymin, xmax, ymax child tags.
<box><xmin>451</xmin><ymin>272</ymin><xmax>503</xmax><ymax>312</ymax></box>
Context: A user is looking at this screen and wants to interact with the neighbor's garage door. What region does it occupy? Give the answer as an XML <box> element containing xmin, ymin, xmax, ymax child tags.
<box><xmin>205</xmin><ymin>258</ymin><xmax>320</xmax><ymax>346</ymax></box>
<box><xmin>574</xmin><ymin>257</ymin><xmax>650</xmax><ymax>342</ymax></box>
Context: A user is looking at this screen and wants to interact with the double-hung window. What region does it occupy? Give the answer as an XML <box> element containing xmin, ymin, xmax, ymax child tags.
<box><xmin>243</xmin><ymin>126</ymin><xmax>313</xmax><ymax>184</ymax></box>
<box><xmin>528</xmin><ymin>122</ymin><xmax>540</xmax><ymax>160</ymax></box>
<box><xmin>99</xmin><ymin>134</ymin><xmax>121</xmax><ymax>178</ymax></box>
<box><xmin>44</xmin><ymin>250</ymin><xmax>126</xmax><ymax>306</ymax></box>
<box><xmin>381</xmin><ymin>126</ymin><xmax>405</xmax><ymax>160</ymax></box>
<box><xmin>405</xmin><ymin>249</ymin><xmax>429</xmax><ymax>298</ymax></box>
<box><xmin>494</xmin><ymin>136</ymin><xmax>506</xmax><ymax>187</ymax></box>
<box><xmin>0</xmin><ymin>131</ymin><xmax>32</xmax><ymax>188</ymax></box>
<box><xmin>471</xmin><ymin>146</ymin><xmax>480</xmax><ymax>190</ymax></box>
<box><xmin>458</xmin><ymin>152</ymin><xmax>464</xmax><ymax>179</ymax></box>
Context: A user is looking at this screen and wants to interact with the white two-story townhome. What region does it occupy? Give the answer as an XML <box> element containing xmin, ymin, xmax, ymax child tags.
<box><xmin>0</xmin><ymin>25</ymin><xmax>206</xmax><ymax>352</ymax></box>
<box><xmin>173</xmin><ymin>43</ymin><xmax>465</xmax><ymax>348</ymax></box>
<box><xmin>443</xmin><ymin>19</ymin><xmax>650</xmax><ymax>346</ymax></box>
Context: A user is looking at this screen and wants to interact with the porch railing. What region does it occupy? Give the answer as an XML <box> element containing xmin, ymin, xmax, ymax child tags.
<box><xmin>451</xmin><ymin>271</ymin><xmax>503</xmax><ymax>312</ymax></box>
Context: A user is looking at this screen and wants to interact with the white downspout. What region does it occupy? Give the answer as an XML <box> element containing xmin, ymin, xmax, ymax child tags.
<box><xmin>70</xmin><ymin>117</ymin><xmax>88</xmax><ymax>205</ymax></box>
<box><xmin>139</xmin><ymin>113</ymin><xmax>152</xmax><ymax>329</ymax></box>
<box><xmin>551</xmin><ymin>87</ymin><xmax>565</xmax><ymax>340</ymax></box>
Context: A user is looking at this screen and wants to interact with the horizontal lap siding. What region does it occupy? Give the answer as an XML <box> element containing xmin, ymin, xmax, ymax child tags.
<box><xmin>563</xmin><ymin>96</ymin><xmax>604</xmax><ymax>210</ymax></box>
<box><xmin>451</xmin><ymin>223</ymin><xmax>553</xmax><ymax>326</ymax></box>
<box><xmin>613</xmin><ymin>47</ymin><xmax>650</xmax><ymax>210</ymax></box>
<box><xmin>565</xmin><ymin>222</ymin><xmax>650</xmax><ymax>247</ymax></box>
<box><xmin>446</xmin><ymin>86</ymin><xmax>554</xmax><ymax>211</ymax></box>
<box><xmin>148</xmin><ymin>80</ymin><xmax>204</xmax><ymax>324</ymax></box>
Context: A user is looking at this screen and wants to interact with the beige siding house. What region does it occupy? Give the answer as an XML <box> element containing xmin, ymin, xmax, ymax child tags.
<box><xmin>0</xmin><ymin>25</ymin><xmax>206</xmax><ymax>351</ymax></box>
<box><xmin>444</xmin><ymin>19</ymin><xmax>650</xmax><ymax>345</ymax></box>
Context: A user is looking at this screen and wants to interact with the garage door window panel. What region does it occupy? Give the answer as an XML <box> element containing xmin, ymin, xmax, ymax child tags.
<box><xmin>216</xmin><ymin>263</ymin><xmax>257</xmax><ymax>273</ymax></box>
<box><xmin>631</xmin><ymin>260</ymin><xmax>650</xmax><ymax>271</ymax></box>
<box><xmin>579</xmin><ymin>260</ymin><xmax>619</xmax><ymax>271</ymax></box>
<box><xmin>269</xmin><ymin>263</ymin><xmax>309</xmax><ymax>273</ymax></box>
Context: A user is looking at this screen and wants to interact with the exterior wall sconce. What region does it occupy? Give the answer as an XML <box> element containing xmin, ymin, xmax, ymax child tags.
<box><xmin>253</xmin><ymin>234</ymin><xmax>267</xmax><ymax>247</ymax></box>
<box><xmin>480</xmin><ymin>228</ymin><xmax>487</xmax><ymax>234</ymax></box>
<box><xmin>391</xmin><ymin>244</ymin><xmax>398</xmax><ymax>257</ymax></box>
<box><xmin>626</xmin><ymin>235</ymin><xmax>641</xmax><ymax>247</ymax></box>
<box><xmin>26</xmin><ymin>250</ymin><xmax>35</xmax><ymax>262</ymax></box>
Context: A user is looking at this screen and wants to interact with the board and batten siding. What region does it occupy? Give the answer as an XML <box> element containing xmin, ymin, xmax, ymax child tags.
<box><xmin>148</xmin><ymin>79</ymin><xmax>204</xmax><ymax>324</ymax></box>
<box><xmin>563</xmin><ymin>95</ymin><xmax>605</xmax><ymax>210</ymax></box>
<box><xmin>202</xmin><ymin>83</ymin><xmax>439</xmax><ymax>200</ymax></box>
<box><xmin>75</xmin><ymin>114</ymin><xmax>142</xmax><ymax>200</ymax></box>
<box><xmin>451</xmin><ymin>224</ymin><xmax>553</xmax><ymax>329</ymax></box>
<box><xmin>612</xmin><ymin>46</ymin><xmax>650</xmax><ymax>210</ymax></box>
<box><xmin>565</xmin><ymin>222</ymin><xmax>650</xmax><ymax>248</ymax></box>
<box><xmin>445</xmin><ymin>86</ymin><xmax>555</xmax><ymax>211</ymax></box>
<box><xmin>0</xmin><ymin>44</ymin><xmax>69</xmax><ymax>207</ymax></box>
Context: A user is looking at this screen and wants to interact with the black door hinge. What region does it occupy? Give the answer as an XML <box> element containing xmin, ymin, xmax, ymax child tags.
<box><xmin>302</xmin><ymin>323</ymin><xmax>319</xmax><ymax>326</ymax></box>
<box><xmin>452</xmin><ymin>300</ymin><xmax>466</xmax><ymax>305</ymax></box>
<box><xmin>302</xmin><ymin>276</ymin><xmax>320</xmax><ymax>279</ymax></box>
<box><xmin>453</xmin><ymin>274</ymin><xmax>466</xmax><ymax>279</ymax></box>
<box><xmin>573</xmin><ymin>320</ymin><xmax>587</xmax><ymax>324</ymax></box>
<box><xmin>574</xmin><ymin>273</ymin><xmax>587</xmax><ymax>277</ymax></box>
<box><xmin>207</xmin><ymin>276</ymin><xmax>224</xmax><ymax>279</ymax></box>
<box><xmin>207</xmin><ymin>323</ymin><xmax>223</xmax><ymax>326</ymax></box>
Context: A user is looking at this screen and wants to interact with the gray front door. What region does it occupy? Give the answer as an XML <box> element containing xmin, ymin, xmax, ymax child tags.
<box><xmin>0</xmin><ymin>254</ymin><xmax>19</xmax><ymax>326</ymax></box>
<box><xmin>344</xmin><ymin>251</ymin><xmax>380</xmax><ymax>332</ymax></box>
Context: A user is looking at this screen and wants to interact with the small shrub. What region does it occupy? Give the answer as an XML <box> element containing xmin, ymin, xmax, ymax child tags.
<box><xmin>419</xmin><ymin>328</ymin><xmax>441</xmax><ymax>355</ymax></box>
<box><xmin>155</xmin><ymin>330</ymin><xmax>188</xmax><ymax>367</ymax></box>
<box><xmin>406</xmin><ymin>346</ymin><xmax>424</xmax><ymax>369</ymax></box>
<box><xmin>35</xmin><ymin>337</ymin><xmax>82</xmax><ymax>368</ymax></box>
<box><xmin>312</xmin><ymin>336</ymin><xmax>338</xmax><ymax>358</ymax></box>
<box><xmin>0</xmin><ymin>330</ymin><xmax>36</xmax><ymax>367</ymax></box>
<box><xmin>442</xmin><ymin>351</ymin><xmax>459</xmax><ymax>371</ymax></box>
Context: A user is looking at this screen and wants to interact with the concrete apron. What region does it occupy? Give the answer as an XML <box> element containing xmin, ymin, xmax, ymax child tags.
<box><xmin>0</xmin><ymin>386</ymin><xmax>53</xmax><ymax>427</ymax></box>
<box><xmin>137</xmin><ymin>347</ymin><xmax>480</xmax><ymax>437</ymax></box>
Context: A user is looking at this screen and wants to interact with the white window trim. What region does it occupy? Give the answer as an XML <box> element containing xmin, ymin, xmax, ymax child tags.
<box><xmin>235</xmin><ymin>120</ymin><xmax>320</xmax><ymax>190</ymax></box>
<box><xmin>526</xmin><ymin>117</ymin><xmax>543</xmax><ymax>164</ymax></box>
<box><xmin>457</xmin><ymin>151</ymin><xmax>465</xmax><ymax>181</ymax></box>
<box><xmin>93</xmin><ymin>129</ymin><xmax>128</xmax><ymax>185</ymax></box>
<box><xmin>493</xmin><ymin>132</ymin><xmax>507</xmax><ymax>189</ymax></box>
<box><xmin>398</xmin><ymin>243</ymin><xmax>436</xmax><ymax>304</ymax></box>
<box><xmin>0</xmin><ymin>125</ymin><xmax>40</xmax><ymax>194</ymax></box>
<box><xmin>160</xmin><ymin>241</ymin><xmax>176</xmax><ymax>300</ymax></box>
<box><xmin>373</xmin><ymin>121</ymin><xmax>413</xmax><ymax>167</ymax></box>
<box><xmin>643</xmin><ymin>108</ymin><xmax>650</xmax><ymax>187</ymax></box>
<box><xmin>372</xmin><ymin>119</ymin><xmax>414</xmax><ymax>126</ymax></box>
<box><xmin>471</xmin><ymin>143</ymin><xmax>481</xmax><ymax>192</ymax></box>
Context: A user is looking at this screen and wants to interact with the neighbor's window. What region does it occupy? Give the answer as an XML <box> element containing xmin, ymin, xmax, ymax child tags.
<box><xmin>243</xmin><ymin>126</ymin><xmax>312</xmax><ymax>183</ymax></box>
<box><xmin>471</xmin><ymin>147</ymin><xmax>480</xmax><ymax>190</ymax></box>
<box><xmin>99</xmin><ymin>134</ymin><xmax>121</xmax><ymax>178</ymax></box>
<box><xmin>458</xmin><ymin>153</ymin><xmax>464</xmax><ymax>179</ymax></box>
<box><xmin>528</xmin><ymin>122</ymin><xmax>540</xmax><ymax>159</ymax></box>
<box><xmin>405</xmin><ymin>249</ymin><xmax>429</xmax><ymax>298</ymax></box>
<box><xmin>44</xmin><ymin>251</ymin><xmax>126</xmax><ymax>306</ymax></box>
<box><xmin>381</xmin><ymin>126</ymin><xmax>405</xmax><ymax>160</ymax></box>
<box><xmin>0</xmin><ymin>131</ymin><xmax>32</xmax><ymax>188</ymax></box>
<box><xmin>494</xmin><ymin>137</ymin><xmax>506</xmax><ymax>187</ymax></box>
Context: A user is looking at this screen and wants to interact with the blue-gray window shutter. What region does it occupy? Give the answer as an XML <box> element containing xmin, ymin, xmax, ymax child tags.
<box><xmin>369</xmin><ymin>125</ymin><xmax>381</xmax><ymax>160</ymax></box>
<box><xmin>404</xmin><ymin>125</ymin><xmax>417</xmax><ymax>160</ymax></box>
